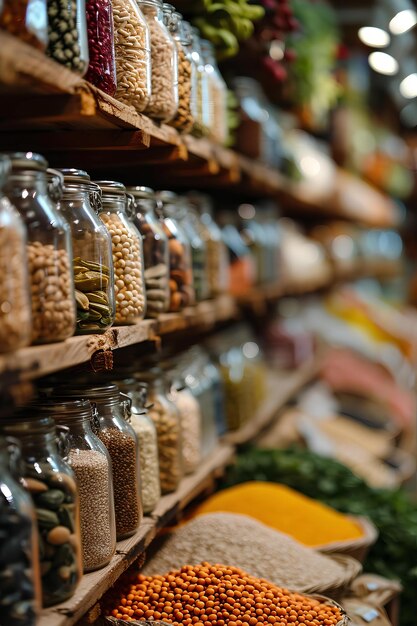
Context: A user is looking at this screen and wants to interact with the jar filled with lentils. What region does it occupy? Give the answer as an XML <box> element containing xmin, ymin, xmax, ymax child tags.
<box><xmin>56</xmin><ymin>170</ymin><xmax>115</xmax><ymax>334</ymax></box>
<box><xmin>139</xmin><ymin>0</ymin><xmax>179</xmax><ymax>122</ymax></box>
<box><xmin>137</xmin><ymin>368</ymin><xmax>183</xmax><ymax>494</ymax></box>
<box><xmin>115</xmin><ymin>379</ymin><xmax>161</xmax><ymax>514</ymax></box>
<box><xmin>163</xmin><ymin>5</ymin><xmax>195</xmax><ymax>133</ymax></box>
<box><xmin>96</xmin><ymin>181</ymin><xmax>146</xmax><ymax>324</ymax></box>
<box><xmin>46</xmin><ymin>0</ymin><xmax>89</xmax><ymax>74</ymax></box>
<box><xmin>126</xmin><ymin>186</ymin><xmax>170</xmax><ymax>318</ymax></box>
<box><xmin>56</xmin><ymin>384</ymin><xmax>143</xmax><ymax>540</ymax></box>
<box><xmin>0</xmin><ymin>0</ymin><xmax>48</xmax><ymax>50</ymax></box>
<box><xmin>0</xmin><ymin>415</ymin><xmax>82</xmax><ymax>607</ymax></box>
<box><xmin>36</xmin><ymin>399</ymin><xmax>117</xmax><ymax>573</ymax></box>
<box><xmin>112</xmin><ymin>0</ymin><xmax>151</xmax><ymax>112</ymax></box>
<box><xmin>5</xmin><ymin>153</ymin><xmax>76</xmax><ymax>345</ymax></box>
<box><xmin>0</xmin><ymin>155</ymin><xmax>32</xmax><ymax>352</ymax></box>
<box><xmin>0</xmin><ymin>436</ymin><xmax>41</xmax><ymax>626</ymax></box>
<box><xmin>85</xmin><ymin>0</ymin><xmax>117</xmax><ymax>95</ymax></box>
<box><xmin>157</xmin><ymin>191</ymin><xmax>195</xmax><ymax>312</ymax></box>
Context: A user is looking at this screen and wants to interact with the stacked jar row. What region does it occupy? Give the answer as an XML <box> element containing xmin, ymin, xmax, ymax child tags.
<box><xmin>0</xmin><ymin>0</ymin><xmax>228</xmax><ymax>142</ymax></box>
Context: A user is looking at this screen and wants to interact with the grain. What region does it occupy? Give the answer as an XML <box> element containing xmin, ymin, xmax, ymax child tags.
<box><xmin>143</xmin><ymin>513</ymin><xmax>349</xmax><ymax>593</ymax></box>
<box><xmin>130</xmin><ymin>413</ymin><xmax>161</xmax><ymax>514</ymax></box>
<box><xmin>148</xmin><ymin>400</ymin><xmax>182</xmax><ymax>494</ymax></box>
<box><xmin>170</xmin><ymin>388</ymin><xmax>201</xmax><ymax>474</ymax></box>
<box><xmin>104</xmin><ymin>563</ymin><xmax>344</xmax><ymax>625</ymax></box>
<box><xmin>98</xmin><ymin>427</ymin><xmax>142</xmax><ymax>539</ymax></box>
<box><xmin>69</xmin><ymin>449</ymin><xmax>115</xmax><ymax>572</ymax></box>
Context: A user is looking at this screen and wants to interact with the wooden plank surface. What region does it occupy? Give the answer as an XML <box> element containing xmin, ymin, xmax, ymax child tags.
<box><xmin>39</xmin><ymin>444</ymin><xmax>235</xmax><ymax>626</ymax></box>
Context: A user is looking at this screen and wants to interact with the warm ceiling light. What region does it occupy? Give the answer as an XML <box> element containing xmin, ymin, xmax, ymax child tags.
<box><xmin>358</xmin><ymin>26</ymin><xmax>390</xmax><ymax>47</ymax></box>
<box><xmin>400</xmin><ymin>73</ymin><xmax>417</xmax><ymax>98</ymax></box>
<box><xmin>389</xmin><ymin>9</ymin><xmax>417</xmax><ymax>35</ymax></box>
<box><xmin>368</xmin><ymin>51</ymin><xmax>399</xmax><ymax>75</ymax></box>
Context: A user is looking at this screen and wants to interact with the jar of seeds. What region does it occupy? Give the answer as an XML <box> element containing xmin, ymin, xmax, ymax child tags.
<box><xmin>5</xmin><ymin>153</ymin><xmax>76</xmax><ymax>345</ymax></box>
<box><xmin>0</xmin><ymin>0</ymin><xmax>48</xmax><ymax>50</ymax></box>
<box><xmin>126</xmin><ymin>186</ymin><xmax>170</xmax><ymax>318</ymax></box>
<box><xmin>139</xmin><ymin>0</ymin><xmax>179</xmax><ymax>122</ymax></box>
<box><xmin>157</xmin><ymin>191</ymin><xmax>195</xmax><ymax>312</ymax></box>
<box><xmin>0</xmin><ymin>436</ymin><xmax>41</xmax><ymax>626</ymax></box>
<box><xmin>56</xmin><ymin>169</ymin><xmax>115</xmax><ymax>334</ymax></box>
<box><xmin>56</xmin><ymin>384</ymin><xmax>142</xmax><ymax>540</ymax></box>
<box><xmin>163</xmin><ymin>5</ymin><xmax>195</xmax><ymax>133</ymax></box>
<box><xmin>0</xmin><ymin>155</ymin><xmax>32</xmax><ymax>352</ymax></box>
<box><xmin>137</xmin><ymin>368</ymin><xmax>183</xmax><ymax>494</ymax></box>
<box><xmin>96</xmin><ymin>181</ymin><xmax>147</xmax><ymax>324</ymax></box>
<box><xmin>112</xmin><ymin>0</ymin><xmax>151</xmax><ymax>112</ymax></box>
<box><xmin>35</xmin><ymin>399</ymin><xmax>117</xmax><ymax>573</ymax></box>
<box><xmin>85</xmin><ymin>0</ymin><xmax>117</xmax><ymax>95</ymax></box>
<box><xmin>46</xmin><ymin>0</ymin><xmax>89</xmax><ymax>75</ymax></box>
<box><xmin>0</xmin><ymin>416</ymin><xmax>82</xmax><ymax>607</ymax></box>
<box><xmin>115</xmin><ymin>379</ymin><xmax>161</xmax><ymax>513</ymax></box>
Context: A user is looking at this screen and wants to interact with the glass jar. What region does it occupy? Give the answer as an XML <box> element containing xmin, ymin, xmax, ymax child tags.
<box><xmin>176</xmin><ymin>198</ymin><xmax>209</xmax><ymax>302</ymax></box>
<box><xmin>5</xmin><ymin>153</ymin><xmax>76</xmax><ymax>344</ymax></box>
<box><xmin>46</xmin><ymin>0</ymin><xmax>89</xmax><ymax>75</ymax></box>
<box><xmin>169</xmin><ymin>375</ymin><xmax>202</xmax><ymax>474</ymax></box>
<box><xmin>163</xmin><ymin>5</ymin><xmax>194</xmax><ymax>133</ymax></box>
<box><xmin>136</xmin><ymin>368</ymin><xmax>182</xmax><ymax>494</ymax></box>
<box><xmin>190</xmin><ymin>27</ymin><xmax>211</xmax><ymax>136</ymax></box>
<box><xmin>0</xmin><ymin>0</ymin><xmax>48</xmax><ymax>50</ymax></box>
<box><xmin>126</xmin><ymin>186</ymin><xmax>170</xmax><ymax>318</ymax></box>
<box><xmin>158</xmin><ymin>191</ymin><xmax>195</xmax><ymax>311</ymax></box>
<box><xmin>219</xmin><ymin>210</ymin><xmax>256</xmax><ymax>297</ymax></box>
<box><xmin>36</xmin><ymin>399</ymin><xmax>116</xmax><ymax>573</ymax></box>
<box><xmin>200</xmin><ymin>39</ymin><xmax>228</xmax><ymax>145</ymax></box>
<box><xmin>115</xmin><ymin>379</ymin><xmax>161</xmax><ymax>513</ymax></box>
<box><xmin>139</xmin><ymin>0</ymin><xmax>179</xmax><ymax>122</ymax></box>
<box><xmin>96</xmin><ymin>181</ymin><xmax>146</xmax><ymax>324</ymax></box>
<box><xmin>202</xmin><ymin>352</ymin><xmax>228</xmax><ymax>436</ymax></box>
<box><xmin>112</xmin><ymin>0</ymin><xmax>151</xmax><ymax>112</ymax></box>
<box><xmin>0</xmin><ymin>155</ymin><xmax>32</xmax><ymax>352</ymax></box>
<box><xmin>55</xmin><ymin>384</ymin><xmax>142</xmax><ymax>540</ymax></box>
<box><xmin>85</xmin><ymin>0</ymin><xmax>117</xmax><ymax>95</ymax></box>
<box><xmin>0</xmin><ymin>436</ymin><xmax>41</xmax><ymax>625</ymax></box>
<box><xmin>0</xmin><ymin>416</ymin><xmax>82</xmax><ymax>607</ymax></box>
<box><xmin>188</xmin><ymin>192</ymin><xmax>229</xmax><ymax>297</ymax></box>
<box><xmin>56</xmin><ymin>170</ymin><xmax>115</xmax><ymax>334</ymax></box>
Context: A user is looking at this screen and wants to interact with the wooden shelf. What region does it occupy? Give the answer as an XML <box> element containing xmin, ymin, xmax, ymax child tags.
<box><xmin>0</xmin><ymin>33</ymin><xmax>399</xmax><ymax>226</ymax></box>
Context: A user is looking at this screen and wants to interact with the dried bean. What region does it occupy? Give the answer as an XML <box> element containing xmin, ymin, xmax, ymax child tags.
<box><xmin>129</xmin><ymin>414</ymin><xmax>160</xmax><ymax>513</ymax></box>
<box><xmin>170</xmin><ymin>388</ymin><xmax>201</xmax><ymax>474</ymax></box>
<box><xmin>169</xmin><ymin>44</ymin><xmax>194</xmax><ymax>132</ymax></box>
<box><xmin>46</xmin><ymin>0</ymin><xmax>88</xmax><ymax>74</ymax></box>
<box><xmin>85</xmin><ymin>0</ymin><xmax>117</xmax><ymax>96</ymax></box>
<box><xmin>148</xmin><ymin>400</ymin><xmax>182</xmax><ymax>494</ymax></box>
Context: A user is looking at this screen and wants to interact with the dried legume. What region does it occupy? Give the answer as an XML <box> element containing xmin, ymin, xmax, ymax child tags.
<box><xmin>170</xmin><ymin>387</ymin><xmax>201</xmax><ymax>474</ymax></box>
<box><xmin>130</xmin><ymin>413</ymin><xmax>161</xmax><ymax>513</ymax></box>
<box><xmin>46</xmin><ymin>0</ymin><xmax>88</xmax><ymax>74</ymax></box>
<box><xmin>148</xmin><ymin>399</ymin><xmax>182</xmax><ymax>494</ymax></box>
<box><xmin>85</xmin><ymin>0</ymin><xmax>117</xmax><ymax>95</ymax></box>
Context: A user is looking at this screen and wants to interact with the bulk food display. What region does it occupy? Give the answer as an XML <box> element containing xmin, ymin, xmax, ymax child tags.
<box><xmin>46</xmin><ymin>0</ymin><xmax>89</xmax><ymax>74</ymax></box>
<box><xmin>200</xmin><ymin>40</ymin><xmax>228</xmax><ymax>145</ymax></box>
<box><xmin>168</xmin><ymin>372</ymin><xmax>202</xmax><ymax>474</ymax></box>
<box><xmin>56</xmin><ymin>169</ymin><xmax>115</xmax><ymax>334</ymax></box>
<box><xmin>189</xmin><ymin>26</ymin><xmax>211</xmax><ymax>136</ymax></box>
<box><xmin>85</xmin><ymin>0</ymin><xmax>117</xmax><ymax>95</ymax></box>
<box><xmin>5</xmin><ymin>153</ymin><xmax>76</xmax><ymax>345</ymax></box>
<box><xmin>127</xmin><ymin>186</ymin><xmax>170</xmax><ymax>318</ymax></box>
<box><xmin>0</xmin><ymin>154</ymin><xmax>32</xmax><ymax>353</ymax></box>
<box><xmin>177</xmin><ymin>200</ymin><xmax>209</xmax><ymax>302</ymax></box>
<box><xmin>112</xmin><ymin>0</ymin><xmax>151</xmax><ymax>112</ymax></box>
<box><xmin>0</xmin><ymin>416</ymin><xmax>82</xmax><ymax>607</ymax></box>
<box><xmin>139</xmin><ymin>0</ymin><xmax>178</xmax><ymax>122</ymax></box>
<box><xmin>0</xmin><ymin>436</ymin><xmax>41</xmax><ymax>626</ymax></box>
<box><xmin>0</xmin><ymin>0</ymin><xmax>48</xmax><ymax>50</ymax></box>
<box><xmin>97</xmin><ymin>181</ymin><xmax>146</xmax><ymax>324</ymax></box>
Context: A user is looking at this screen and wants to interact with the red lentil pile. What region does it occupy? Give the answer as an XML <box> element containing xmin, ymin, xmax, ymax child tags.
<box><xmin>105</xmin><ymin>563</ymin><xmax>343</xmax><ymax>626</ymax></box>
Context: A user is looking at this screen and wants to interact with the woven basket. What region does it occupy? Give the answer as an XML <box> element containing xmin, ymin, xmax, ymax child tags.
<box><xmin>301</xmin><ymin>553</ymin><xmax>362</xmax><ymax>602</ymax></box>
<box><xmin>316</xmin><ymin>516</ymin><xmax>378</xmax><ymax>564</ymax></box>
<box><xmin>306</xmin><ymin>594</ymin><xmax>350</xmax><ymax>626</ymax></box>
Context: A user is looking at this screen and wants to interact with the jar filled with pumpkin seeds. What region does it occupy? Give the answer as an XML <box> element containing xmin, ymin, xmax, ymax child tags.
<box><xmin>56</xmin><ymin>169</ymin><xmax>115</xmax><ymax>334</ymax></box>
<box><xmin>35</xmin><ymin>399</ymin><xmax>117</xmax><ymax>573</ymax></box>
<box><xmin>0</xmin><ymin>155</ymin><xmax>32</xmax><ymax>352</ymax></box>
<box><xmin>56</xmin><ymin>384</ymin><xmax>143</xmax><ymax>540</ymax></box>
<box><xmin>46</xmin><ymin>0</ymin><xmax>89</xmax><ymax>75</ymax></box>
<box><xmin>0</xmin><ymin>0</ymin><xmax>48</xmax><ymax>50</ymax></box>
<box><xmin>0</xmin><ymin>436</ymin><xmax>41</xmax><ymax>626</ymax></box>
<box><xmin>4</xmin><ymin>153</ymin><xmax>76</xmax><ymax>345</ymax></box>
<box><xmin>96</xmin><ymin>181</ymin><xmax>147</xmax><ymax>324</ymax></box>
<box><xmin>0</xmin><ymin>416</ymin><xmax>82</xmax><ymax>607</ymax></box>
<box><xmin>126</xmin><ymin>186</ymin><xmax>170</xmax><ymax>318</ymax></box>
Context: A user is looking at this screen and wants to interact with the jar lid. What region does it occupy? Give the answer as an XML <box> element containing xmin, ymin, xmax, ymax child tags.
<box><xmin>53</xmin><ymin>383</ymin><xmax>121</xmax><ymax>404</ymax></box>
<box><xmin>126</xmin><ymin>186</ymin><xmax>155</xmax><ymax>198</ymax></box>
<box><xmin>32</xmin><ymin>398</ymin><xmax>93</xmax><ymax>421</ymax></box>
<box><xmin>0</xmin><ymin>154</ymin><xmax>11</xmax><ymax>188</ymax></box>
<box><xmin>59</xmin><ymin>168</ymin><xmax>91</xmax><ymax>186</ymax></box>
<box><xmin>95</xmin><ymin>180</ymin><xmax>126</xmax><ymax>197</ymax></box>
<box><xmin>0</xmin><ymin>415</ymin><xmax>55</xmax><ymax>437</ymax></box>
<box><xmin>157</xmin><ymin>190</ymin><xmax>178</xmax><ymax>204</ymax></box>
<box><xmin>7</xmin><ymin>151</ymin><xmax>48</xmax><ymax>172</ymax></box>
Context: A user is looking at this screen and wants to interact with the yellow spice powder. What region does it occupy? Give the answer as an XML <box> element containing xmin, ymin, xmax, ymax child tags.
<box><xmin>192</xmin><ymin>481</ymin><xmax>364</xmax><ymax>547</ymax></box>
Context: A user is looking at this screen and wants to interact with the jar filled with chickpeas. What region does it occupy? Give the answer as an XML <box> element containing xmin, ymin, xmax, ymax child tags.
<box><xmin>56</xmin><ymin>169</ymin><xmax>116</xmax><ymax>334</ymax></box>
<box><xmin>138</xmin><ymin>0</ymin><xmax>179</xmax><ymax>122</ymax></box>
<box><xmin>126</xmin><ymin>186</ymin><xmax>170</xmax><ymax>318</ymax></box>
<box><xmin>4</xmin><ymin>153</ymin><xmax>76</xmax><ymax>345</ymax></box>
<box><xmin>96</xmin><ymin>181</ymin><xmax>146</xmax><ymax>324</ymax></box>
<box><xmin>0</xmin><ymin>154</ymin><xmax>32</xmax><ymax>352</ymax></box>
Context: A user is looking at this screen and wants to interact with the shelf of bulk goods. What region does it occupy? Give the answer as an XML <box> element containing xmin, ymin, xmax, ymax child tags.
<box><xmin>0</xmin><ymin>33</ymin><xmax>399</xmax><ymax>227</ymax></box>
<box><xmin>39</xmin><ymin>443</ymin><xmax>235</xmax><ymax>626</ymax></box>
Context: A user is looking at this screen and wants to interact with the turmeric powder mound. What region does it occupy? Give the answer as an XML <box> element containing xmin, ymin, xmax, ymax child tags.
<box><xmin>192</xmin><ymin>481</ymin><xmax>364</xmax><ymax>547</ymax></box>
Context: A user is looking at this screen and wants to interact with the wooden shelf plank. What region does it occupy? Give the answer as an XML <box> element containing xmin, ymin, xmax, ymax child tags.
<box><xmin>39</xmin><ymin>444</ymin><xmax>235</xmax><ymax>626</ymax></box>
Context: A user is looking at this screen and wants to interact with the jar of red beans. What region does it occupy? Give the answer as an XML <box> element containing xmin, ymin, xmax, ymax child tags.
<box><xmin>85</xmin><ymin>0</ymin><xmax>117</xmax><ymax>96</ymax></box>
